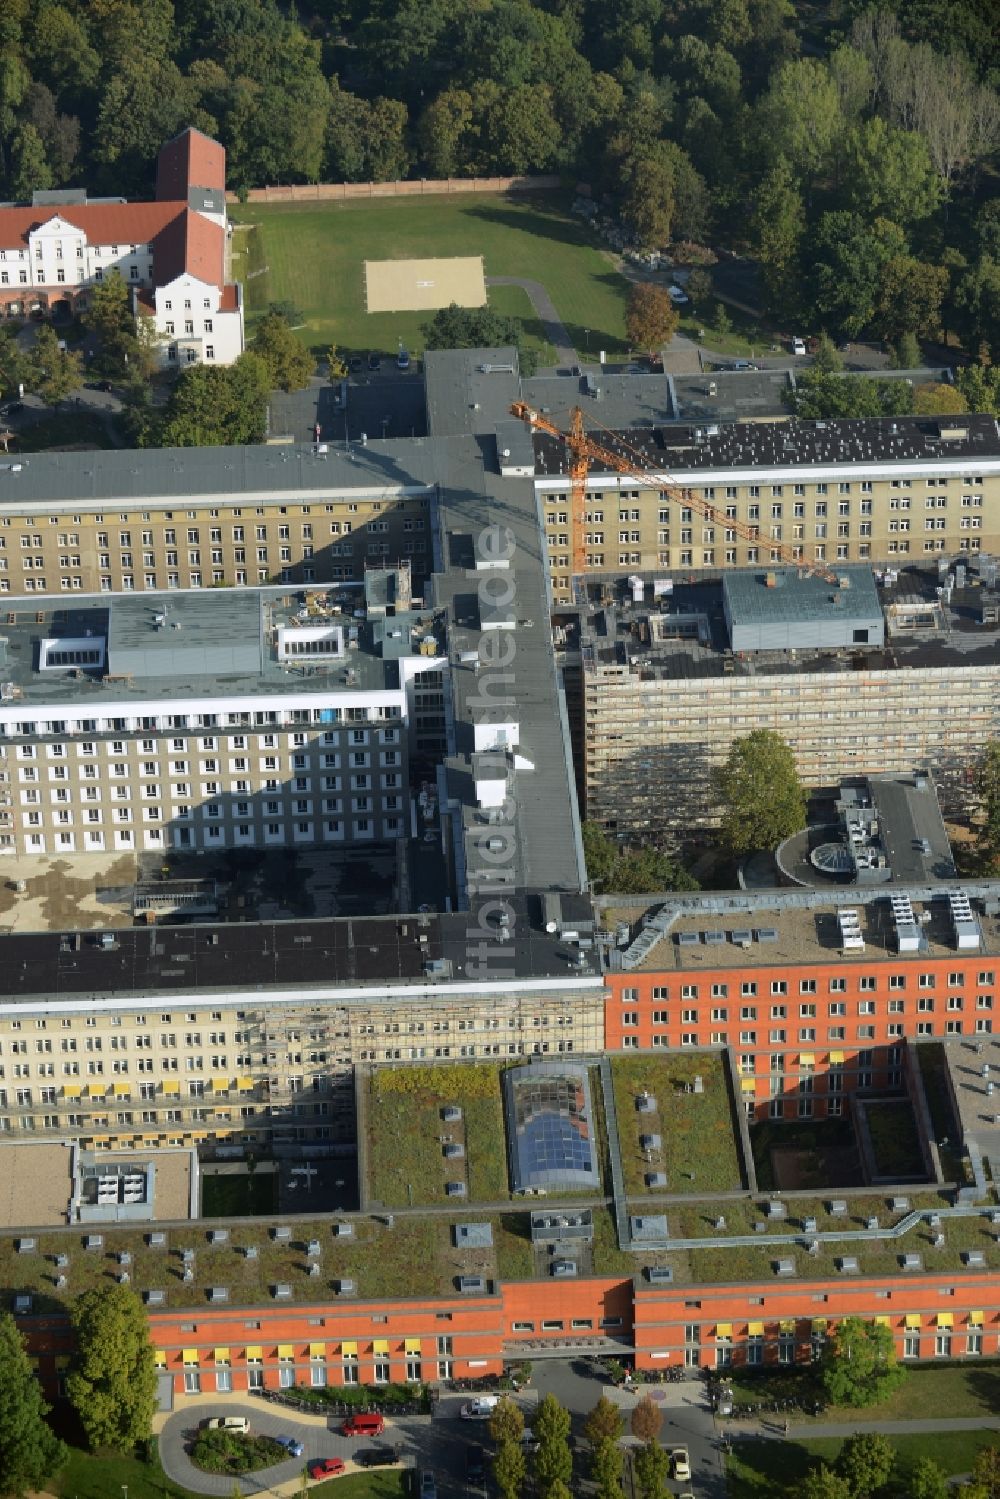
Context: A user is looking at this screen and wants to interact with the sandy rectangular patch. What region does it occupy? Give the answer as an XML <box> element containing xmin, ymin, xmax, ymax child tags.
<box><xmin>364</xmin><ymin>256</ymin><xmax>486</xmax><ymax>313</ymax></box>
<box><xmin>0</xmin><ymin>1144</ymin><xmax>73</xmax><ymax>1227</ymax></box>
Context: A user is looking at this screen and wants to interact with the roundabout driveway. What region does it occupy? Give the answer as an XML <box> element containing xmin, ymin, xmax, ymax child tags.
<box><xmin>158</xmin><ymin>1400</ymin><xmax>408</xmax><ymax>1496</ymax></box>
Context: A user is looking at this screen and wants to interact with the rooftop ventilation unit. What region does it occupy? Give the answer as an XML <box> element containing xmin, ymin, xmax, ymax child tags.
<box><xmin>645</xmin><ymin>1266</ymin><xmax>673</xmax><ymax>1284</ymax></box>
<box><xmin>890</xmin><ymin>893</ymin><xmax>920</xmax><ymax>952</ymax></box>
<box><xmin>948</xmin><ymin>891</ymin><xmax>980</xmax><ymax>950</ymax></box>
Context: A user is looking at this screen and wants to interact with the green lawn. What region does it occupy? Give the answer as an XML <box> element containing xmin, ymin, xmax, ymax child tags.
<box><xmin>611</xmin><ymin>1053</ymin><xmax>745</xmax><ymax>1195</ymax></box>
<box><xmin>727</xmin><ymin>1431</ymin><xmax>998</xmax><ymax>1497</ymax></box>
<box><xmin>229</xmin><ymin>194</ymin><xmax>630</xmax><ymax>360</ymax></box>
<box><xmin>729</xmin><ymin>1360</ymin><xmax>1000</xmax><ymax>1424</ymax></box>
<box><xmin>864</xmin><ymin>1100</ymin><xmax>927</xmax><ymax>1179</ymax></box>
<box><xmin>201</xmin><ymin>1170</ymin><xmax>278</xmax><ymax>1218</ymax></box>
<box><xmin>51</xmin><ymin>1445</ymin><xmax>407</xmax><ymax>1499</ymax></box>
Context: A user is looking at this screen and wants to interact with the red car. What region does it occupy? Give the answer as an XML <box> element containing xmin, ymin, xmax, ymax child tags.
<box><xmin>308</xmin><ymin>1458</ymin><xmax>346</xmax><ymax>1479</ymax></box>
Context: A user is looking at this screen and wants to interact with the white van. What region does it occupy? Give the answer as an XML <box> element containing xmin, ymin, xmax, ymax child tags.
<box><xmin>460</xmin><ymin>1395</ymin><xmax>500</xmax><ymax>1420</ymax></box>
<box><xmin>792</xmin><ymin>336</ymin><xmax>807</xmax><ymax>355</ymax></box>
<box><xmin>203</xmin><ymin>1415</ymin><xmax>249</xmax><ymax>1432</ymax></box>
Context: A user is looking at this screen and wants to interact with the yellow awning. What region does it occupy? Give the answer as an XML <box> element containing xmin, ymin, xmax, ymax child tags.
<box><xmin>747</xmin><ymin>1321</ymin><xmax>765</xmax><ymax>1337</ymax></box>
<box><xmin>214</xmin><ymin>1348</ymin><xmax>230</xmax><ymax>1364</ymax></box>
<box><xmin>210</xmin><ymin>1077</ymin><xmax>228</xmax><ymax>1093</ymax></box>
<box><xmin>154</xmin><ymin>1351</ymin><xmax>167</xmax><ymax>1368</ymax></box>
<box><xmin>740</xmin><ymin>1078</ymin><xmax>756</xmax><ymax>1094</ymax></box>
<box><xmin>372</xmin><ymin>1338</ymin><xmax>390</xmax><ymax>1355</ymax></box>
<box><xmin>236</xmin><ymin>1076</ymin><xmax>254</xmax><ymax>1092</ymax></box>
<box><xmin>798</xmin><ymin>1053</ymin><xmax>815</xmax><ymax>1066</ymax></box>
<box><xmin>182</xmin><ymin>1348</ymin><xmax>199</xmax><ymax>1365</ymax></box>
<box><xmin>829</xmin><ymin>1051</ymin><xmax>845</xmax><ymax>1064</ymax></box>
<box><xmin>779</xmin><ymin>1319</ymin><xmax>796</xmax><ymax>1333</ymax></box>
<box><xmin>277</xmin><ymin>1344</ymin><xmax>294</xmax><ymax>1360</ymax></box>
<box><xmin>113</xmin><ymin>1082</ymin><xmax>130</xmax><ymax>1096</ymax></box>
<box><xmin>812</xmin><ymin>1318</ymin><xmax>828</xmax><ymax>1331</ymax></box>
<box><xmin>62</xmin><ymin>1084</ymin><xmax>81</xmax><ymax>1098</ymax></box>
<box><xmin>937</xmin><ymin>1313</ymin><xmax>954</xmax><ymax>1329</ymax></box>
<box><xmin>340</xmin><ymin>1340</ymin><xmax>358</xmax><ymax>1356</ymax></box>
<box><xmin>404</xmin><ymin>1338</ymin><xmax>421</xmax><ymax>1354</ymax></box>
<box><xmin>874</xmin><ymin>1315</ymin><xmax>891</xmax><ymax>1327</ymax></box>
<box><xmin>905</xmin><ymin>1314</ymin><xmax>921</xmax><ymax>1329</ymax></box>
<box><xmin>309</xmin><ymin>1343</ymin><xmax>325</xmax><ymax>1359</ymax></box>
<box><xmin>245</xmin><ymin>1345</ymin><xmax>263</xmax><ymax>1360</ymax></box>
<box><xmin>161</xmin><ymin>1079</ymin><xmax>180</xmax><ymax>1095</ymax></box>
<box><xmin>715</xmin><ymin>1323</ymin><xmax>732</xmax><ymax>1338</ymax></box>
<box><xmin>969</xmin><ymin>1310</ymin><xmax>985</xmax><ymax>1326</ymax></box>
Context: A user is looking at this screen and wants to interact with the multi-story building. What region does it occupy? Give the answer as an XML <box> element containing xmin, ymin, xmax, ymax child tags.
<box><xmin>575</xmin><ymin>560</ymin><xmax>1000</xmax><ymax>840</ymax></box>
<box><xmin>0</xmin><ymin>581</ymin><xmax>442</xmax><ymax>857</ymax></box>
<box><xmin>529</xmin><ymin>414</ymin><xmax>1000</xmax><ymax>605</ymax></box>
<box><xmin>0</xmin><ymin>128</ymin><xmax>243</xmax><ymax>366</ymax></box>
<box><xmin>0</xmin><ymin>442</ymin><xmax>433</xmax><ymax>596</ymax></box>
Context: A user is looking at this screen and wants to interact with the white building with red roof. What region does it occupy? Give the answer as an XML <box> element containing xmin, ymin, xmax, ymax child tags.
<box><xmin>0</xmin><ymin>128</ymin><xmax>243</xmax><ymax>368</ymax></box>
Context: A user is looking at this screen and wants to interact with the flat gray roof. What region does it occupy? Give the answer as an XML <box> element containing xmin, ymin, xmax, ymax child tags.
<box><xmin>424</xmin><ymin>348</ymin><xmax>521</xmax><ymax>437</ymax></box>
<box><xmin>722</xmin><ymin>566</ymin><xmax>882</xmax><ymax>630</ymax></box>
<box><xmin>672</xmin><ymin>370</ymin><xmax>791</xmax><ymax>424</ymax></box>
<box><xmin>0</xmin><ymin>588</ymin><xmax>402</xmax><ymax>707</ymax></box>
<box><xmin>521</xmin><ymin>370</ymin><xmax>673</xmax><ymax>432</ymax></box>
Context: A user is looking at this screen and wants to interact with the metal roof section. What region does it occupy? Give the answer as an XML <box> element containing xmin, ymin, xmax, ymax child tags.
<box><xmin>722</xmin><ymin>565</ymin><xmax>884</xmax><ymax>652</ymax></box>
<box><xmin>423</xmin><ymin>348</ymin><xmax>522</xmax><ymax>437</ymax></box>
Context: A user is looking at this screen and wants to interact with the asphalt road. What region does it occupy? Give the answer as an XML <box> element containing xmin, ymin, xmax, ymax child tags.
<box><xmin>160</xmin><ymin>1367</ymin><xmax>729</xmax><ymax>1497</ymax></box>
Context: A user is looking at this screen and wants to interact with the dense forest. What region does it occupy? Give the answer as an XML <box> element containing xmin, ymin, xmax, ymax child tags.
<box><xmin>0</xmin><ymin>0</ymin><xmax>997</xmax><ymax>354</ymax></box>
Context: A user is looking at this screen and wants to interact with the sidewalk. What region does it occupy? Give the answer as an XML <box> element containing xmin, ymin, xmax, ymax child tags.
<box><xmin>728</xmin><ymin>1413</ymin><xmax>1000</xmax><ymax>1441</ymax></box>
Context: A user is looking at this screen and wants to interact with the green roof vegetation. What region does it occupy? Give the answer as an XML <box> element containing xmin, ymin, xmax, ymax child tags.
<box><xmin>366</xmin><ymin>1062</ymin><xmax>511</xmax><ymax>1208</ymax></box>
<box><xmin>610</xmin><ymin>1053</ymin><xmax>745</xmax><ymax>1196</ymax></box>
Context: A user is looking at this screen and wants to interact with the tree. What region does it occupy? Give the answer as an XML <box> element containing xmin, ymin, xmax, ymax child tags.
<box><xmin>954</xmin><ymin>257</ymin><xmax>1000</xmax><ymax>365</ymax></box>
<box><xmin>591</xmin><ymin>1437</ymin><xmax>625</xmax><ymax>1499</ymax></box>
<box><xmin>584</xmin><ymin>1396</ymin><xmax>624</xmax><ymax>1448</ymax></box>
<box><xmin>423</xmin><ymin>302</ymin><xmax>538</xmax><ymax>375</ymax></box>
<box><xmin>490</xmin><ymin>1397</ymin><xmax>525</xmax><ymax>1445</ymax></box>
<box><xmin>808</xmin><ymin>213</ymin><xmax>907</xmax><ymax>341</ymax></box>
<box><xmin>630</xmin><ymin>1394</ymin><xmax>663</xmax><ymax>1445</ymax></box>
<box><xmin>975</xmin><ymin>743</ymin><xmax>1000</xmax><ymax>875</ymax></box>
<box><xmin>749</xmin><ymin>159</ymin><xmax>805</xmax><ymax>315</ymax></box>
<box><xmin>835</xmin><ymin>1431</ymin><xmax>895</xmax><ymax>1497</ymax></box>
<box><xmin>686</xmin><ymin>268</ymin><xmax>713</xmax><ymax>305</ymax></box>
<box><xmin>818</xmin><ymin>1317</ymin><xmax>905</xmax><ymax>1409</ymax></box>
<box><xmin>0</xmin><ymin>1312</ymin><xmax>67</xmax><ymax>1497</ymax></box>
<box><xmin>416</xmin><ymin>88</ymin><xmax>476</xmax><ymax>177</ymax></box>
<box><xmin>626</xmin><ymin>284</ymin><xmax>679</xmax><ymax>354</ymax></box>
<box><xmin>155</xmin><ymin>354</ymin><xmax>270</xmax><ymax>448</ymax></box>
<box><xmin>970</xmin><ymin>1446</ymin><xmax>1000</xmax><ymax>1499</ymax></box>
<box><xmin>956</xmin><ymin>364</ymin><xmax>1000</xmax><ymax>417</ymax></box>
<box><xmin>840</xmin><ymin>119</ymin><xmax>943</xmax><ymax>226</ymax></box>
<box><xmin>633</xmin><ymin>1440</ymin><xmax>669</xmax><ymax>1499</ymax></box>
<box><xmin>713</xmin><ymin>729</ymin><xmax>806</xmax><ymax>856</ymax></box>
<box><xmin>66</xmin><ymin>1284</ymin><xmax>158</xmax><ymax>1452</ymax></box>
<box><xmin>250</xmin><ymin>311</ymin><xmax>314</xmax><ymax>392</ymax></box>
<box><xmin>801</xmin><ymin>1468</ymin><xmax>853</xmax><ymax>1499</ymax></box>
<box><xmin>325</xmin><ymin>346</ymin><xmax>348</xmax><ymax>381</ymax></box>
<box><xmin>909</xmin><ymin>1457</ymin><xmax>949</xmax><ymax>1499</ymax></box>
<box><xmin>83</xmin><ymin>269</ymin><xmax>147</xmax><ymax>377</ymax></box>
<box><xmin>493</xmin><ymin>1434</ymin><xmax>526</xmax><ymax>1499</ymax></box>
<box><xmin>876</xmin><ymin>256</ymin><xmax>947</xmax><ymax>343</ymax></box>
<box><xmin>9</xmin><ymin>121</ymin><xmax>51</xmax><ymax>201</ymax></box>
<box><xmin>754</xmin><ymin>58</ymin><xmax>845</xmax><ymax>183</ymax></box>
<box><xmin>811</xmin><ymin>334</ymin><xmax>842</xmax><ymax>374</ymax></box>
<box><xmin>913</xmin><ymin>382</ymin><xmax>967</xmax><ymax>416</ymax></box>
<box><xmin>890</xmin><ymin>331</ymin><xmax>921</xmax><ymax>370</ymax></box>
<box><xmin>29</xmin><ymin>325</ymin><xmax>82</xmax><ymax>404</ymax></box>
<box><xmin>788</xmin><ymin>371</ymin><xmax>913</xmax><ymax>420</ymax></box>
<box><xmin>614</xmin><ymin>138</ymin><xmax>676</xmax><ymax>248</ymax></box>
<box><xmin>533</xmin><ymin>1393</ymin><xmax>572</xmax><ymax>1498</ymax></box>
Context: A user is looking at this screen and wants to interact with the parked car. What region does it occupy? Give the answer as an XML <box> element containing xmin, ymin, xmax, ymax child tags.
<box><xmin>367</xmin><ymin>353</ymin><xmax>380</xmax><ymax>370</ymax></box>
<box><xmin>308</xmin><ymin>1458</ymin><xmax>346</xmax><ymax>1479</ymax></box>
<box><xmin>671</xmin><ymin>1447</ymin><xmax>692</xmax><ymax>1481</ymax></box>
<box><xmin>343</xmin><ymin>1412</ymin><xmax>385</xmax><ymax>1438</ymax></box>
<box><xmin>792</xmin><ymin>336</ymin><xmax>807</xmax><ymax>355</ymax></box>
<box><xmin>466</xmin><ymin>1446</ymin><xmax>486</xmax><ymax>1484</ymax></box>
<box><xmin>275</xmin><ymin>1436</ymin><xmax>304</xmax><ymax>1458</ymax></box>
<box><xmin>349</xmin><ymin>356</ymin><xmax>363</xmax><ymax>373</ymax></box>
<box><xmin>460</xmin><ymin>1396</ymin><xmax>499</xmax><ymax>1419</ymax></box>
<box><xmin>419</xmin><ymin>1472</ymin><xmax>437</xmax><ymax>1499</ymax></box>
<box><xmin>396</xmin><ymin>347</ymin><xmax>410</xmax><ymax>370</ymax></box>
<box><xmin>202</xmin><ymin>1415</ymin><xmax>249</xmax><ymax>1432</ymax></box>
<box><xmin>0</xmin><ymin>401</ymin><xmax>23</xmax><ymax>418</ymax></box>
<box><xmin>668</xmin><ymin>284</ymin><xmax>690</xmax><ymax>304</ymax></box>
<box><xmin>356</xmin><ymin>1446</ymin><xmax>398</xmax><ymax>1467</ymax></box>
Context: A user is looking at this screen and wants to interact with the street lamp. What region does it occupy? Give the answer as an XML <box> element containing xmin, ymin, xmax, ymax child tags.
<box><xmin>584</xmin><ymin>328</ymin><xmax>590</xmax><ymax>353</ymax></box>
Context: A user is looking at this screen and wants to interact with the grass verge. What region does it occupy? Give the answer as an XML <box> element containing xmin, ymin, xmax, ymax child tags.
<box><xmin>727</xmin><ymin>1430</ymin><xmax>997</xmax><ymax>1497</ymax></box>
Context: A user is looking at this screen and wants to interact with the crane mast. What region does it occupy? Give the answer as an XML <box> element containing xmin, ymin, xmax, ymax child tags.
<box><xmin>511</xmin><ymin>401</ymin><xmax>841</xmax><ymax>586</ymax></box>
